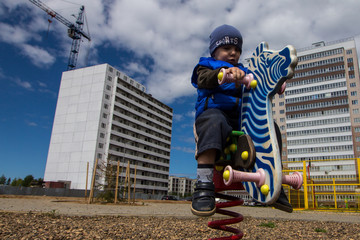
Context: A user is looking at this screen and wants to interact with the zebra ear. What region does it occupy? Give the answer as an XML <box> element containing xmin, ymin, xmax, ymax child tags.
<box><xmin>254</xmin><ymin>42</ymin><xmax>269</xmax><ymax>56</ymax></box>
<box><xmin>279</xmin><ymin>45</ymin><xmax>298</xmax><ymax>79</ymax></box>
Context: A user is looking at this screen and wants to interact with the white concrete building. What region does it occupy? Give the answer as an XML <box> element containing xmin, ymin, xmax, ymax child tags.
<box><xmin>168</xmin><ymin>176</ymin><xmax>196</xmax><ymax>197</ymax></box>
<box><xmin>44</xmin><ymin>64</ymin><xmax>173</xmax><ymax>195</ymax></box>
<box><xmin>271</xmin><ymin>38</ymin><xmax>360</xmax><ymax>205</ymax></box>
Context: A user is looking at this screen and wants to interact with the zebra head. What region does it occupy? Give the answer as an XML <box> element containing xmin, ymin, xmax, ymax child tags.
<box><xmin>248</xmin><ymin>42</ymin><xmax>298</xmax><ymax>97</ymax></box>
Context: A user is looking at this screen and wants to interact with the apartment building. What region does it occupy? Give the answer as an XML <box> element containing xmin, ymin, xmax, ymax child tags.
<box><xmin>44</xmin><ymin>64</ymin><xmax>173</xmax><ymax>196</ymax></box>
<box><xmin>168</xmin><ymin>176</ymin><xmax>196</xmax><ymax>197</ymax></box>
<box><xmin>272</xmin><ymin>38</ymin><xmax>360</xmax><ymax>205</ymax></box>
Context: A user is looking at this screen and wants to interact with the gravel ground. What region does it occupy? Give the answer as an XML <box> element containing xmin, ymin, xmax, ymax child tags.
<box><xmin>1</xmin><ymin>195</ymin><xmax>360</xmax><ymax>239</ymax></box>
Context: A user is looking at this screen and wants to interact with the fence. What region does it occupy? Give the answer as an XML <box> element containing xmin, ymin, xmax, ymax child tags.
<box><xmin>0</xmin><ymin>185</ymin><xmax>86</xmax><ymax>198</ymax></box>
<box><xmin>283</xmin><ymin>158</ymin><xmax>360</xmax><ymax>211</ymax></box>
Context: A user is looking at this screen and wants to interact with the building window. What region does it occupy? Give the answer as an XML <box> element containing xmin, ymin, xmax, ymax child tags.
<box><xmin>352</xmin><ymin>100</ymin><xmax>358</xmax><ymax>105</ymax></box>
<box><xmin>346</xmin><ymin>50</ymin><xmax>353</xmax><ymax>54</ymax></box>
<box><xmin>350</xmin><ymin>82</ymin><xmax>356</xmax><ymax>87</ymax></box>
<box><xmin>107</xmin><ymin>76</ymin><xmax>112</xmax><ymax>81</ymax></box>
<box><xmin>353</xmin><ymin>109</ymin><xmax>359</xmax><ymax>114</ymax></box>
<box><xmin>351</xmin><ymin>91</ymin><xmax>357</xmax><ymax>96</ymax></box>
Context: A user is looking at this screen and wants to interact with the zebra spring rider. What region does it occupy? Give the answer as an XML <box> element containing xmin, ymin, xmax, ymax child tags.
<box><xmin>238</xmin><ymin>41</ymin><xmax>299</xmax><ymax>204</ymax></box>
<box><xmin>207</xmin><ymin>42</ymin><xmax>302</xmax><ymax>240</ymax></box>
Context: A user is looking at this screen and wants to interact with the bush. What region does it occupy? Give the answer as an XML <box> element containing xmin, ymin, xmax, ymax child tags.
<box><xmin>97</xmin><ymin>191</ymin><xmax>115</xmax><ymax>203</ymax></box>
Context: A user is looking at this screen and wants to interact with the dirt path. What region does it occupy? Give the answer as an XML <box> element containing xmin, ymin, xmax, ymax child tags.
<box><xmin>1</xmin><ymin>195</ymin><xmax>360</xmax><ymax>239</ymax></box>
<box><xmin>1</xmin><ymin>195</ymin><xmax>359</xmax><ymax>223</ymax></box>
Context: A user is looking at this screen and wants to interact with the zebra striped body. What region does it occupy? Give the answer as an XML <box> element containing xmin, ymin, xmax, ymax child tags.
<box><xmin>240</xmin><ymin>42</ymin><xmax>297</xmax><ymax>204</ymax></box>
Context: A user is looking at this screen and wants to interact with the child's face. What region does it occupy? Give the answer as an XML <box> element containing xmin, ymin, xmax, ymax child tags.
<box><xmin>213</xmin><ymin>45</ymin><xmax>240</xmax><ymax>65</ymax></box>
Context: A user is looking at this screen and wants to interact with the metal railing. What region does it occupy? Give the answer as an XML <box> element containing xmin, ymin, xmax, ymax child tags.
<box><xmin>283</xmin><ymin>158</ymin><xmax>360</xmax><ymax>211</ymax></box>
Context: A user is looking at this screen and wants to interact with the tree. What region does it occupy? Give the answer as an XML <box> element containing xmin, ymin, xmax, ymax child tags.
<box><xmin>0</xmin><ymin>174</ymin><xmax>6</xmax><ymax>185</ymax></box>
<box><xmin>30</xmin><ymin>177</ymin><xmax>44</xmax><ymax>187</ymax></box>
<box><xmin>11</xmin><ymin>178</ymin><xmax>23</xmax><ymax>186</ymax></box>
<box><xmin>6</xmin><ymin>178</ymin><xmax>11</xmax><ymax>185</ymax></box>
<box><xmin>22</xmin><ymin>175</ymin><xmax>34</xmax><ymax>187</ymax></box>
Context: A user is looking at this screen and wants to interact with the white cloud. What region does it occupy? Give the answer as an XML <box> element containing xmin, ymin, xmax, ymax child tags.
<box><xmin>180</xmin><ymin>123</ymin><xmax>193</xmax><ymax>129</ymax></box>
<box><xmin>0</xmin><ymin>22</ymin><xmax>33</xmax><ymax>45</ymax></box>
<box><xmin>26</xmin><ymin>121</ymin><xmax>38</xmax><ymax>127</ymax></box>
<box><xmin>0</xmin><ymin>22</ymin><xmax>55</xmax><ymax>67</ymax></box>
<box><xmin>14</xmin><ymin>78</ymin><xmax>33</xmax><ymax>90</ymax></box>
<box><xmin>3</xmin><ymin>0</ymin><xmax>360</xmax><ymax>102</ymax></box>
<box><xmin>21</xmin><ymin>44</ymin><xmax>56</xmax><ymax>67</ymax></box>
<box><xmin>171</xmin><ymin>146</ymin><xmax>195</xmax><ymax>154</ymax></box>
<box><xmin>186</xmin><ymin>111</ymin><xmax>195</xmax><ymax>118</ymax></box>
<box><xmin>93</xmin><ymin>0</ymin><xmax>360</xmax><ymax>103</ymax></box>
<box><xmin>126</xmin><ymin>62</ymin><xmax>151</xmax><ymax>76</ymax></box>
<box><xmin>37</xmin><ymin>81</ymin><xmax>47</xmax><ymax>88</ymax></box>
<box><xmin>172</xmin><ymin>114</ymin><xmax>183</xmax><ymax>122</ymax></box>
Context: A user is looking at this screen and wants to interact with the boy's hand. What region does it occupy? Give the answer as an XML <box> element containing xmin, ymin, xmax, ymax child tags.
<box><xmin>218</xmin><ymin>68</ymin><xmax>256</xmax><ymax>89</ymax></box>
<box><xmin>225</xmin><ymin>67</ymin><xmax>245</xmax><ymax>88</ymax></box>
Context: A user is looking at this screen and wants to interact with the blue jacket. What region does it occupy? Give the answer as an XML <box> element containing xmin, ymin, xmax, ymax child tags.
<box><xmin>191</xmin><ymin>57</ymin><xmax>248</xmax><ymax>119</ymax></box>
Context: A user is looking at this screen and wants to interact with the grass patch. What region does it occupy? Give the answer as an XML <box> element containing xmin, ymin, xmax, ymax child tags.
<box><xmin>315</xmin><ymin>228</ymin><xmax>327</xmax><ymax>233</ymax></box>
<box><xmin>259</xmin><ymin>221</ymin><xmax>276</xmax><ymax>228</ymax></box>
<box><xmin>43</xmin><ymin>209</ymin><xmax>58</xmax><ymax>218</ymax></box>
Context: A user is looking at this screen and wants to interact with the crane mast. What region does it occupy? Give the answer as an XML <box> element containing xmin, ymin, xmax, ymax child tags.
<box><xmin>29</xmin><ymin>0</ymin><xmax>91</xmax><ymax>70</ymax></box>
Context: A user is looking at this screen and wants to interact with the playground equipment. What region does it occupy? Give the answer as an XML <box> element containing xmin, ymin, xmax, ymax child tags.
<box><xmin>206</xmin><ymin>42</ymin><xmax>302</xmax><ymax>239</ymax></box>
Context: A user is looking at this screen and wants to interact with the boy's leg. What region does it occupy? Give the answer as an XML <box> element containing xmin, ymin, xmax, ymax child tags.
<box><xmin>192</xmin><ymin>109</ymin><xmax>232</xmax><ymax>217</ymax></box>
<box><xmin>271</xmin><ymin>121</ymin><xmax>293</xmax><ymax>213</ymax></box>
<box><xmin>271</xmin><ymin>187</ymin><xmax>293</xmax><ymax>213</ymax></box>
<box><xmin>191</xmin><ymin>150</ymin><xmax>216</xmax><ymax>216</ymax></box>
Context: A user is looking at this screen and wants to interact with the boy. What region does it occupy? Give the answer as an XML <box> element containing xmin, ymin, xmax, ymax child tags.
<box><xmin>191</xmin><ymin>24</ymin><xmax>292</xmax><ymax>216</ymax></box>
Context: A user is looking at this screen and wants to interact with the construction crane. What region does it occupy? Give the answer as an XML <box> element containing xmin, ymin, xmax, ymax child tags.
<box><xmin>29</xmin><ymin>0</ymin><xmax>91</xmax><ymax>70</ymax></box>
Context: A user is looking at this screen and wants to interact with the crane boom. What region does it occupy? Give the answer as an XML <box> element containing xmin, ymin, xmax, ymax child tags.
<box><xmin>29</xmin><ymin>0</ymin><xmax>91</xmax><ymax>70</ymax></box>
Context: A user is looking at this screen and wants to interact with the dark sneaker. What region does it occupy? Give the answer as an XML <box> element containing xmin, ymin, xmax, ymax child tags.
<box><xmin>191</xmin><ymin>181</ymin><xmax>216</xmax><ymax>217</ymax></box>
<box><xmin>271</xmin><ymin>187</ymin><xmax>293</xmax><ymax>213</ymax></box>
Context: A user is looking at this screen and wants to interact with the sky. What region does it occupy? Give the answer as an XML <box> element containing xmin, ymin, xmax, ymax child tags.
<box><xmin>1</xmin><ymin>0</ymin><xmax>360</xmax><ymax>181</ymax></box>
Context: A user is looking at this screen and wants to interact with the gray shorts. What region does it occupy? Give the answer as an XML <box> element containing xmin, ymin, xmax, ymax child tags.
<box><xmin>193</xmin><ymin>108</ymin><xmax>282</xmax><ymax>162</ymax></box>
<box><xmin>194</xmin><ymin>108</ymin><xmax>238</xmax><ymax>159</ymax></box>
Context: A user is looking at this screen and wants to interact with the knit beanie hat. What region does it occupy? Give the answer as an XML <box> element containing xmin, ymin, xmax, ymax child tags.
<box><xmin>209</xmin><ymin>24</ymin><xmax>243</xmax><ymax>56</ymax></box>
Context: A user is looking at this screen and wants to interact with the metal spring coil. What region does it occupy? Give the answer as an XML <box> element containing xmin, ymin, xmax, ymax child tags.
<box><xmin>208</xmin><ymin>193</ymin><xmax>244</xmax><ymax>240</ymax></box>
